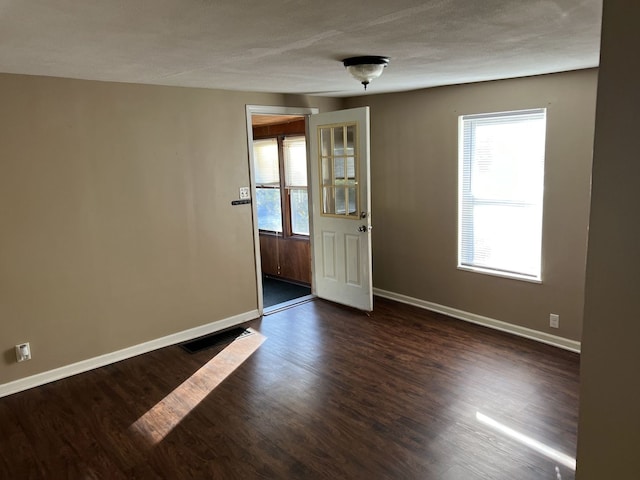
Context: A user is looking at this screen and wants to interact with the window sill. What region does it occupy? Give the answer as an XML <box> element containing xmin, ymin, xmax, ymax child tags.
<box><xmin>457</xmin><ymin>265</ymin><xmax>542</xmax><ymax>284</ymax></box>
<box><xmin>259</xmin><ymin>230</ymin><xmax>283</xmax><ymax>237</ymax></box>
<box><xmin>259</xmin><ymin>231</ymin><xmax>309</xmax><ymax>241</ymax></box>
<box><xmin>288</xmin><ymin>234</ymin><xmax>310</xmax><ymax>241</ymax></box>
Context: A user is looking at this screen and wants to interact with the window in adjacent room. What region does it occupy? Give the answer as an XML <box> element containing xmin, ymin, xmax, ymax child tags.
<box><xmin>254</xmin><ymin>135</ymin><xmax>309</xmax><ymax>236</ymax></box>
<box><xmin>283</xmin><ymin>136</ymin><xmax>310</xmax><ymax>235</ymax></box>
<box><xmin>254</xmin><ymin>137</ymin><xmax>283</xmax><ymax>232</ymax></box>
<box><xmin>458</xmin><ymin>108</ymin><xmax>546</xmax><ymax>282</ymax></box>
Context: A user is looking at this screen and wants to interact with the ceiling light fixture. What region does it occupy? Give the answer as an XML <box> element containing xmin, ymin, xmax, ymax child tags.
<box><xmin>342</xmin><ymin>56</ymin><xmax>390</xmax><ymax>90</ymax></box>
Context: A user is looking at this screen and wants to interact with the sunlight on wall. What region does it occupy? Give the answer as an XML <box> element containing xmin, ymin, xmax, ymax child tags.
<box><xmin>130</xmin><ymin>329</ymin><xmax>266</xmax><ymax>445</ymax></box>
<box><xmin>476</xmin><ymin>411</ymin><xmax>576</xmax><ymax>471</ymax></box>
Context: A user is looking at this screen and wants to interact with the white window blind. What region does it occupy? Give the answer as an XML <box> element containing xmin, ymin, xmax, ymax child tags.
<box><xmin>283</xmin><ymin>136</ymin><xmax>308</xmax><ymax>187</ymax></box>
<box><xmin>254</xmin><ymin>138</ymin><xmax>279</xmax><ymax>186</ymax></box>
<box><xmin>458</xmin><ymin>108</ymin><xmax>546</xmax><ymax>281</ymax></box>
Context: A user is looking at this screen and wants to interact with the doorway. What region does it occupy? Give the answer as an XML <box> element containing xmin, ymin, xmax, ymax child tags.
<box><xmin>246</xmin><ymin>106</ymin><xmax>319</xmax><ymax>314</ymax></box>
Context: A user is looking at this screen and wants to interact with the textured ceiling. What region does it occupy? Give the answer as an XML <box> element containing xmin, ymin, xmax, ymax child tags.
<box><xmin>0</xmin><ymin>0</ymin><xmax>602</xmax><ymax>96</ymax></box>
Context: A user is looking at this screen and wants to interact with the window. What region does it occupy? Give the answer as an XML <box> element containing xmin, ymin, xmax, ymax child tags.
<box><xmin>254</xmin><ymin>138</ymin><xmax>283</xmax><ymax>232</ymax></box>
<box><xmin>284</xmin><ymin>136</ymin><xmax>309</xmax><ymax>235</ymax></box>
<box><xmin>458</xmin><ymin>108</ymin><xmax>546</xmax><ymax>281</ymax></box>
<box><xmin>253</xmin><ymin>135</ymin><xmax>309</xmax><ymax>236</ymax></box>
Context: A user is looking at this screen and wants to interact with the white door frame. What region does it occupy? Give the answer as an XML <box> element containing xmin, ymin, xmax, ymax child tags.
<box><xmin>245</xmin><ymin>105</ymin><xmax>319</xmax><ymax>314</ymax></box>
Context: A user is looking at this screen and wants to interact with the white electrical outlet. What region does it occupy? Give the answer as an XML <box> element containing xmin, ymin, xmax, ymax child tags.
<box><xmin>239</xmin><ymin>187</ymin><xmax>250</xmax><ymax>200</ymax></box>
<box><xmin>549</xmin><ymin>314</ymin><xmax>559</xmax><ymax>329</ymax></box>
<box><xmin>15</xmin><ymin>342</ymin><xmax>31</xmax><ymax>362</ymax></box>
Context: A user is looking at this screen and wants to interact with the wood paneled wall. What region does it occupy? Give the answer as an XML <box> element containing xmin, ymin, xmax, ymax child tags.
<box><xmin>259</xmin><ymin>234</ymin><xmax>311</xmax><ymax>285</ymax></box>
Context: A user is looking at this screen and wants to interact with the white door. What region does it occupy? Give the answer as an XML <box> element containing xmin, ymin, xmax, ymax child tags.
<box><xmin>308</xmin><ymin>107</ymin><xmax>372</xmax><ymax>311</ymax></box>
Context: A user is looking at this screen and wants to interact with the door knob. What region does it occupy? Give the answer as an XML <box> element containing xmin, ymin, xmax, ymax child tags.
<box><xmin>358</xmin><ymin>225</ymin><xmax>373</xmax><ymax>233</ymax></box>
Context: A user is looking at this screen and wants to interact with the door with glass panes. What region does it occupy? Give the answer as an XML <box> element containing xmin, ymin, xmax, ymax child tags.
<box><xmin>308</xmin><ymin>107</ymin><xmax>373</xmax><ymax>311</ymax></box>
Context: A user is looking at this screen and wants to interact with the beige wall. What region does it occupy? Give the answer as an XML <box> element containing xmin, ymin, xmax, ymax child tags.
<box><xmin>0</xmin><ymin>68</ymin><xmax>598</xmax><ymax>388</ymax></box>
<box><xmin>0</xmin><ymin>73</ymin><xmax>340</xmax><ymax>385</ymax></box>
<box><xmin>346</xmin><ymin>70</ymin><xmax>597</xmax><ymax>341</ymax></box>
<box><xmin>576</xmin><ymin>1</ymin><xmax>640</xmax><ymax>477</ymax></box>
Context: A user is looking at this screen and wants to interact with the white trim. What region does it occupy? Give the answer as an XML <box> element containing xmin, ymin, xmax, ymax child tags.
<box><xmin>263</xmin><ymin>294</ymin><xmax>315</xmax><ymax>315</ymax></box>
<box><xmin>0</xmin><ymin>310</ymin><xmax>259</xmax><ymax>398</ymax></box>
<box><xmin>373</xmin><ymin>288</ymin><xmax>581</xmax><ymax>353</ymax></box>
<box><xmin>457</xmin><ymin>265</ymin><xmax>542</xmax><ymax>284</ymax></box>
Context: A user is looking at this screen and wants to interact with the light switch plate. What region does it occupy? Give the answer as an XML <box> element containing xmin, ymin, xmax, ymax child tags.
<box><xmin>239</xmin><ymin>187</ymin><xmax>250</xmax><ymax>200</ymax></box>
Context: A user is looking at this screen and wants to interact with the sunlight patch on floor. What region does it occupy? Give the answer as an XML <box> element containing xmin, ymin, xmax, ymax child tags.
<box><xmin>130</xmin><ymin>329</ymin><xmax>266</xmax><ymax>445</ymax></box>
<box><xmin>476</xmin><ymin>411</ymin><xmax>576</xmax><ymax>471</ymax></box>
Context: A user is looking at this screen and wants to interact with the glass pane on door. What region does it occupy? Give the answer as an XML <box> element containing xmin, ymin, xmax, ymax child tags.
<box><xmin>317</xmin><ymin>123</ymin><xmax>359</xmax><ymax>217</ymax></box>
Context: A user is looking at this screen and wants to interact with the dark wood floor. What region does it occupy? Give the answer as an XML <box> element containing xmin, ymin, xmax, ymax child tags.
<box><xmin>0</xmin><ymin>298</ymin><xmax>580</xmax><ymax>479</ymax></box>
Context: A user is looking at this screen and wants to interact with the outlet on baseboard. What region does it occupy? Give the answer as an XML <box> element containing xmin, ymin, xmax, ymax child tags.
<box><xmin>549</xmin><ymin>313</ymin><xmax>559</xmax><ymax>329</ymax></box>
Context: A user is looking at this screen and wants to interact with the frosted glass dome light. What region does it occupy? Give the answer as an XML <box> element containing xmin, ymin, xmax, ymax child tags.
<box><xmin>343</xmin><ymin>56</ymin><xmax>390</xmax><ymax>90</ymax></box>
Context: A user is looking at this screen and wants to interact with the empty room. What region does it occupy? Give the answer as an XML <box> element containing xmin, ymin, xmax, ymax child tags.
<box><xmin>1</xmin><ymin>1</ymin><xmax>638</xmax><ymax>479</ymax></box>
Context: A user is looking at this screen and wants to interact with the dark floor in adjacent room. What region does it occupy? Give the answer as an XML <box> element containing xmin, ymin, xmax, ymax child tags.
<box><xmin>262</xmin><ymin>275</ymin><xmax>311</xmax><ymax>308</ymax></box>
<box><xmin>0</xmin><ymin>297</ymin><xmax>580</xmax><ymax>479</ymax></box>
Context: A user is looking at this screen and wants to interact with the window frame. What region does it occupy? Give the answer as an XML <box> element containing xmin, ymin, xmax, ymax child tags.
<box><xmin>254</xmin><ymin>137</ymin><xmax>283</xmax><ymax>234</ymax></box>
<box><xmin>253</xmin><ymin>133</ymin><xmax>309</xmax><ymax>239</ymax></box>
<box><xmin>457</xmin><ymin>108</ymin><xmax>547</xmax><ymax>283</ymax></box>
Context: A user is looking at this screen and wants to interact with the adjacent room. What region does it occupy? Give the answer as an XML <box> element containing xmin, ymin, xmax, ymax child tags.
<box><xmin>250</xmin><ymin>114</ymin><xmax>313</xmax><ymax>312</ymax></box>
<box><xmin>1</xmin><ymin>1</ymin><xmax>638</xmax><ymax>479</ymax></box>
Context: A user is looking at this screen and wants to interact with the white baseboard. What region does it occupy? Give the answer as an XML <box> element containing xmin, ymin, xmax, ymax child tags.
<box><xmin>373</xmin><ymin>288</ymin><xmax>581</xmax><ymax>353</ymax></box>
<box><xmin>0</xmin><ymin>309</ymin><xmax>260</xmax><ymax>399</ymax></box>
